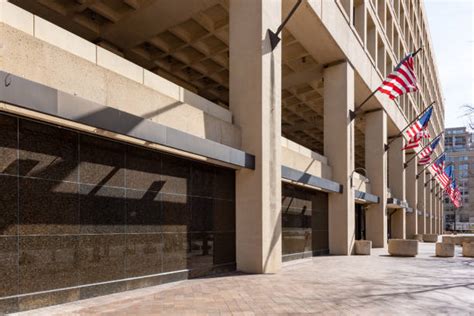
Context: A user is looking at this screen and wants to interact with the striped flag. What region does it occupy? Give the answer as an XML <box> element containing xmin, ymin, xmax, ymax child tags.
<box><xmin>378</xmin><ymin>53</ymin><xmax>418</xmax><ymax>100</ymax></box>
<box><xmin>436</xmin><ymin>162</ymin><xmax>452</xmax><ymax>189</ymax></box>
<box><xmin>418</xmin><ymin>136</ymin><xmax>441</xmax><ymax>165</ymax></box>
<box><xmin>430</xmin><ymin>154</ymin><xmax>445</xmax><ymax>175</ymax></box>
<box><xmin>403</xmin><ymin>129</ymin><xmax>430</xmax><ymax>150</ymax></box>
<box><xmin>404</xmin><ymin>106</ymin><xmax>433</xmax><ymax>140</ymax></box>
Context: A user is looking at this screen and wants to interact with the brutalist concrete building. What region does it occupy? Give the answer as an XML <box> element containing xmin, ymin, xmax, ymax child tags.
<box><xmin>0</xmin><ymin>0</ymin><xmax>444</xmax><ymax>312</ymax></box>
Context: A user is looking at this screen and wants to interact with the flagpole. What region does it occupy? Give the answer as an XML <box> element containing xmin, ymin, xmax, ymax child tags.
<box><xmin>424</xmin><ymin>162</ymin><xmax>453</xmax><ymax>186</ymax></box>
<box><xmin>385</xmin><ymin>101</ymin><xmax>435</xmax><ymax>151</ymax></box>
<box><xmin>415</xmin><ymin>151</ymin><xmax>445</xmax><ymax>178</ymax></box>
<box><xmin>404</xmin><ymin>131</ymin><xmax>444</xmax><ymax>169</ymax></box>
<box><xmin>350</xmin><ymin>47</ymin><xmax>423</xmax><ymax>121</ymax></box>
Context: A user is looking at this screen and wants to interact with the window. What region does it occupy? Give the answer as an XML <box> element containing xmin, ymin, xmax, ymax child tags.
<box><xmin>459</xmin><ymin>164</ymin><xmax>469</xmax><ymax>171</ymax></box>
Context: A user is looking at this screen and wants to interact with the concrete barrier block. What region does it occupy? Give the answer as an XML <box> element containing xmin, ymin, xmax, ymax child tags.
<box><xmin>422</xmin><ymin>234</ymin><xmax>438</xmax><ymax>243</ymax></box>
<box><xmin>413</xmin><ymin>234</ymin><xmax>423</xmax><ymax>241</ymax></box>
<box><xmin>461</xmin><ymin>236</ymin><xmax>474</xmax><ymax>245</ymax></box>
<box><xmin>462</xmin><ymin>243</ymin><xmax>474</xmax><ymax>257</ymax></box>
<box><xmin>442</xmin><ymin>236</ymin><xmax>456</xmax><ymax>245</ymax></box>
<box><xmin>354</xmin><ymin>240</ymin><xmax>371</xmax><ymax>255</ymax></box>
<box><xmin>435</xmin><ymin>243</ymin><xmax>455</xmax><ymax>257</ymax></box>
<box><xmin>388</xmin><ymin>239</ymin><xmax>418</xmax><ymax>257</ymax></box>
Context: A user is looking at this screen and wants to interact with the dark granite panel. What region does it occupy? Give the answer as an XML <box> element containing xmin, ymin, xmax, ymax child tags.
<box><xmin>19</xmin><ymin>235</ymin><xmax>79</xmax><ymax>293</ymax></box>
<box><xmin>214</xmin><ymin>168</ymin><xmax>235</xmax><ymax>201</ymax></box>
<box><xmin>80</xmin><ymin>281</ymin><xmax>127</xmax><ymax>300</ymax></box>
<box><xmin>125</xmin><ymin>146</ymin><xmax>163</xmax><ymax>192</ymax></box>
<box><xmin>160</xmin><ymin>270</ymin><xmax>188</xmax><ymax>284</ymax></box>
<box><xmin>79</xmin><ymin>134</ymin><xmax>125</xmax><ymax>187</ymax></box>
<box><xmin>312</xmin><ymin>209</ymin><xmax>329</xmax><ymax>231</ymax></box>
<box><xmin>190</xmin><ymin>197</ymin><xmax>213</xmax><ymax>233</ymax></box>
<box><xmin>160</xmin><ymin>154</ymin><xmax>190</xmax><ymax>195</ymax></box>
<box><xmin>282</xmin><ymin>229</ymin><xmax>312</xmax><ymax>255</ymax></box>
<box><xmin>282</xmin><ymin>208</ymin><xmax>312</xmax><ymax>230</ymax></box>
<box><xmin>126</xmin><ymin>189</ymin><xmax>161</xmax><ymax>233</ymax></box>
<box><xmin>0</xmin><ymin>114</ymin><xmax>18</xmax><ymax>176</ymax></box>
<box><xmin>78</xmin><ymin>234</ymin><xmax>126</xmax><ymax>284</ymax></box>
<box><xmin>126</xmin><ymin>275</ymin><xmax>162</xmax><ymax>291</ymax></box>
<box><xmin>19</xmin><ymin>178</ymin><xmax>79</xmax><ymax>235</ymax></box>
<box><xmin>80</xmin><ymin>184</ymin><xmax>126</xmax><ymax>234</ymax></box>
<box><xmin>125</xmin><ymin>233</ymin><xmax>163</xmax><ymax>278</ymax></box>
<box><xmin>213</xmin><ymin>199</ymin><xmax>235</xmax><ymax>232</ymax></box>
<box><xmin>18</xmin><ymin>289</ymin><xmax>79</xmax><ymax>312</ymax></box>
<box><xmin>162</xmin><ymin>233</ymin><xmax>187</xmax><ymax>273</ymax></box>
<box><xmin>19</xmin><ymin>119</ymin><xmax>78</xmax><ymax>182</ymax></box>
<box><xmin>187</xmin><ymin>232</ymin><xmax>213</xmax><ymax>278</ymax></box>
<box><xmin>0</xmin><ymin>237</ymin><xmax>18</xmax><ymax>297</ymax></box>
<box><xmin>0</xmin><ymin>175</ymin><xmax>18</xmax><ymax>235</ymax></box>
<box><xmin>312</xmin><ymin>230</ymin><xmax>329</xmax><ymax>252</ymax></box>
<box><xmin>213</xmin><ymin>232</ymin><xmax>235</xmax><ymax>265</ymax></box>
<box><xmin>0</xmin><ymin>297</ymin><xmax>18</xmax><ymax>314</ymax></box>
<box><xmin>191</xmin><ymin>164</ymin><xmax>215</xmax><ymax>197</ymax></box>
<box><xmin>160</xmin><ymin>193</ymin><xmax>190</xmax><ymax>233</ymax></box>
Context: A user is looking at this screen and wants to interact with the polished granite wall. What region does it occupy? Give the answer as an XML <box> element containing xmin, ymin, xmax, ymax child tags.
<box><xmin>0</xmin><ymin>112</ymin><xmax>236</xmax><ymax>313</ymax></box>
<box><xmin>281</xmin><ymin>183</ymin><xmax>329</xmax><ymax>261</ymax></box>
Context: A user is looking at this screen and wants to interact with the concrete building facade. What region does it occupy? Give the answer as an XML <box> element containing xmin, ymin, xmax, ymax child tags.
<box><xmin>0</xmin><ymin>0</ymin><xmax>444</xmax><ymax>312</ymax></box>
<box><xmin>444</xmin><ymin>127</ymin><xmax>474</xmax><ymax>232</ymax></box>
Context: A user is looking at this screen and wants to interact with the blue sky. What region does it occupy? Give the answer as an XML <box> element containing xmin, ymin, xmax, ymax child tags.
<box><xmin>424</xmin><ymin>0</ymin><xmax>474</xmax><ymax>128</ymax></box>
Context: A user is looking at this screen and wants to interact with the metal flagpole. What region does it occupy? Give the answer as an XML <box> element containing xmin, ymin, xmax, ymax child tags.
<box><xmin>385</xmin><ymin>101</ymin><xmax>435</xmax><ymax>151</ymax></box>
<box><xmin>416</xmin><ymin>151</ymin><xmax>445</xmax><ymax>179</ymax></box>
<box><xmin>268</xmin><ymin>0</ymin><xmax>303</xmax><ymax>50</ymax></box>
<box><xmin>404</xmin><ymin>131</ymin><xmax>444</xmax><ymax>169</ymax></box>
<box><xmin>350</xmin><ymin>47</ymin><xmax>423</xmax><ymax>121</ymax></box>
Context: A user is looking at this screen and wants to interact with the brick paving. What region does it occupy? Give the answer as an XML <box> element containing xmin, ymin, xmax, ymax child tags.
<box><xmin>13</xmin><ymin>243</ymin><xmax>474</xmax><ymax>315</ymax></box>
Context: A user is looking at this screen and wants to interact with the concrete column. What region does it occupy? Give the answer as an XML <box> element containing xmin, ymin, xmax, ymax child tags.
<box><xmin>388</xmin><ymin>137</ymin><xmax>406</xmax><ymax>239</ymax></box>
<box><xmin>229</xmin><ymin>0</ymin><xmax>281</xmax><ymax>273</ymax></box>
<box><xmin>406</xmin><ymin>155</ymin><xmax>418</xmax><ymax>238</ymax></box>
<box><xmin>323</xmin><ymin>62</ymin><xmax>355</xmax><ymax>255</ymax></box>
<box><xmin>440</xmin><ymin>196</ymin><xmax>444</xmax><ymax>233</ymax></box>
<box><xmin>417</xmin><ymin>170</ymin><xmax>426</xmax><ymax>234</ymax></box>
<box><xmin>433</xmin><ymin>186</ymin><xmax>436</xmax><ymax>233</ymax></box>
<box><xmin>426</xmin><ymin>175</ymin><xmax>433</xmax><ymax>234</ymax></box>
<box><xmin>365</xmin><ymin>110</ymin><xmax>387</xmax><ymax>248</ymax></box>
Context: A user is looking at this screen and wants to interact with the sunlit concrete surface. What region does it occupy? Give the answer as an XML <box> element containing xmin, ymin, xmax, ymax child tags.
<box><xmin>12</xmin><ymin>243</ymin><xmax>474</xmax><ymax>315</ymax></box>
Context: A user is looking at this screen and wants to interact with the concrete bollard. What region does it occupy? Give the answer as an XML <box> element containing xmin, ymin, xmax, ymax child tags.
<box><xmin>413</xmin><ymin>234</ymin><xmax>423</xmax><ymax>242</ymax></box>
<box><xmin>442</xmin><ymin>236</ymin><xmax>456</xmax><ymax>245</ymax></box>
<box><xmin>422</xmin><ymin>234</ymin><xmax>438</xmax><ymax>243</ymax></box>
<box><xmin>354</xmin><ymin>240</ymin><xmax>372</xmax><ymax>255</ymax></box>
<box><xmin>435</xmin><ymin>243</ymin><xmax>455</xmax><ymax>257</ymax></box>
<box><xmin>462</xmin><ymin>243</ymin><xmax>474</xmax><ymax>257</ymax></box>
<box><xmin>388</xmin><ymin>239</ymin><xmax>418</xmax><ymax>257</ymax></box>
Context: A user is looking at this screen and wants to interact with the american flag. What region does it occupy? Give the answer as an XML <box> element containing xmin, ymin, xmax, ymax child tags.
<box><xmin>404</xmin><ymin>106</ymin><xmax>433</xmax><ymax>140</ymax></box>
<box><xmin>403</xmin><ymin>129</ymin><xmax>430</xmax><ymax>150</ymax></box>
<box><xmin>430</xmin><ymin>154</ymin><xmax>445</xmax><ymax>175</ymax></box>
<box><xmin>447</xmin><ymin>180</ymin><xmax>462</xmax><ymax>208</ymax></box>
<box><xmin>378</xmin><ymin>53</ymin><xmax>418</xmax><ymax>100</ymax></box>
<box><xmin>418</xmin><ymin>136</ymin><xmax>441</xmax><ymax>165</ymax></box>
<box><xmin>435</xmin><ymin>162</ymin><xmax>451</xmax><ymax>189</ymax></box>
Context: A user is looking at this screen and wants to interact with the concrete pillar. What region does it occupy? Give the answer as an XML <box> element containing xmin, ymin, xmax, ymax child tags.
<box><xmin>323</xmin><ymin>61</ymin><xmax>355</xmax><ymax>255</ymax></box>
<box><xmin>388</xmin><ymin>137</ymin><xmax>406</xmax><ymax>239</ymax></box>
<box><xmin>406</xmin><ymin>155</ymin><xmax>418</xmax><ymax>238</ymax></box>
<box><xmin>440</xmin><ymin>195</ymin><xmax>444</xmax><ymax>233</ymax></box>
<box><xmin>229</xmin><ymin>0</ymin><xmax>281</xmax><ymax>273</ymax></box>
<box><xmin>426</xmin><ymin>175</ymin><xmax>433</xmax><ymax>234</ymax></box>
<box><xmin>433</xmin><ymin>185</ymin><xmax>438</xmax><ymax>234</ymax></box>
<box><xmin>417</xmin><ymin>170</ymin><xmax>426</xmax><ymax>234</ymax></box>
<box><xmin>365</xmin><ymin>110</ymin><xmax>387</xmax><ymax>248</ymax></box>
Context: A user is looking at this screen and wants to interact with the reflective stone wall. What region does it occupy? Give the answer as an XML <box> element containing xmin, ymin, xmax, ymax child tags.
<box><xmin>281</xmin><ymin>183</ymin><xmax>329</xmax><ymax>261</ymax></box>
<box><xmin>0</xmin><ymin>113</ymin><xmax>235</xmax><ymax>313</ymax></box>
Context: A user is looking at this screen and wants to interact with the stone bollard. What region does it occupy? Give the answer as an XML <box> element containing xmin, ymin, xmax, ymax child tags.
<box><xmin>462</xmin><ymin>243</ymin><xmax>474</xmax><ymax>257</ymax></box>
<box><xmin>388</xmin><ymin>239</ymin><xmax>418</xmax><ymax>257</ymax></box>
<box><xmin>435</xmin><ymin>243</ymin><xmax>455</xmax><ymax>257</ymax></box>
<box><xmin>354</xmin><ymin>240</ymin><xmax>372</xmax><ymax>255</ymax></box>
<box><xmin>422</xmin><ymin>234</ymin><xmax>438</xmax><ymax>243</ymax></box>
<box><xmin>413</xmin><ymin>234</ymin><xmax>423</xmax><ymax>242</ymax></box>
<box><xmin>442</xmin><ymin>236</ymin><xmax>456</xmax><ymax>245</ymax></box>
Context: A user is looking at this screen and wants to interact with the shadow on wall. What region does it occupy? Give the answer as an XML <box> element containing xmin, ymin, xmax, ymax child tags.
<box><xmin>0</xmin><ymin>112</ymin><xmax>236</xmax><ymax>309</ymax></box>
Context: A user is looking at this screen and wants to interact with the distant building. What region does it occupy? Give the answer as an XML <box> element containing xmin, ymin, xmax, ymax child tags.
<box><xmin>444</xmin><ymin>127</ymin><xmax>474</xmax><ymax>231</ymax></box>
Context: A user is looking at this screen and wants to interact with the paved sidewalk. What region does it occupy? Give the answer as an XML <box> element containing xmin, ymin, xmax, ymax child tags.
<box><xmin>13</xmin><ymin>243</ymin><xmax>474</xmax><ymax>315</ymax></box>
